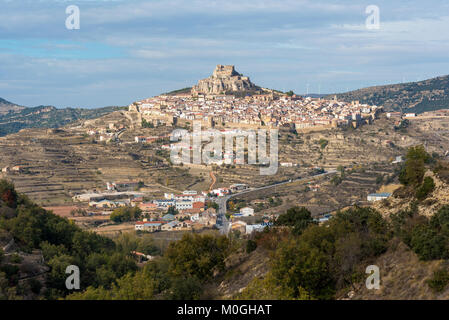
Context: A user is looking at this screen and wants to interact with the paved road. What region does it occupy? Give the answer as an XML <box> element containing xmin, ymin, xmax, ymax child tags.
<box><xmin>214</xmin><ymin>170</ymin><xmax>337</xmax><ymax>235</ymax></box>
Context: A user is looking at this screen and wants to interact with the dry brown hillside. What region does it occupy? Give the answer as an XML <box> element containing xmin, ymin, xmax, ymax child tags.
<box><xmin>345</xmin><ymin>240</ymin><xmax>449</xmax><ymax>300</ymax></box>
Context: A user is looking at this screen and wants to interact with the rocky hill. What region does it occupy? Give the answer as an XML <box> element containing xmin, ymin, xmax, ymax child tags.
<box><xmin>163</xmin><ymin>87</ymin><xmax>192</xmax><ymax>96</ymax></box>
<box><xmin>191</xmin><ymin>65</ymin><xmax>260</xmax><ymax>95</ymax></box>
<box><xmin>210</xmin><ymin>165</ymin><xmax>449</xmax><ymax>300</ymax></box>
<box><xmin>346</xmin><ymin>240</ymin><xmax>449</xmax><ymax>300</ymax></box>
<box><xmin>0</xmin><ymin>97</ymin><xmax>25</xmax><ymax>115</ymax></box>
<box><xmin>343</xmin><ymin>166</ymin><xmax>449</xmax><ymax>300</ymax></box>
<box><xmin>327</xmin><ymin>75</ymin><xmax>449</xmax><ymax>113</ymax></box>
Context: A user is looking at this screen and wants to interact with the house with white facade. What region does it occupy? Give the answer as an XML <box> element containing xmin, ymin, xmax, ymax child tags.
<box><xmin>240</xmin><ymin>207</ymin><xmax>255</xmax><ymax>216</ymax></box>
<box><xmin>367</xmin><ymin>193</ymin><xmax>391</xmax><ymax>202</ymax></box>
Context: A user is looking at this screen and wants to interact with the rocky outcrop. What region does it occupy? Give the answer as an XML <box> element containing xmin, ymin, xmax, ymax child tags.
<box><xmin>191</xmin><ymin>65</ymin><xmax>257</xmax><ymax>95</ymax></box>
<box><xmin>373</xmin><ymin>171</ymin><xmax>449</xmax><ymax>218</ymax></box>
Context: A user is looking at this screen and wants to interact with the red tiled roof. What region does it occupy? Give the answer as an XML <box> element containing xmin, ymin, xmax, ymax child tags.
<box><xmin>192</xmin><ymin>202</ymin><xmax>205</xmax><ymax>209</ymax></box>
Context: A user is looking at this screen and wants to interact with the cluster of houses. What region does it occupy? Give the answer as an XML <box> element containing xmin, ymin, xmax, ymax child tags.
<box><xmin>128</xmin><ymin>92</ymin><xmax>383</xmax><ymax>133</ymax></box>
<box><xmin>134</xmin><ymin>207</ymin><xmax>218</xmax><ymax>232</ymax></box>
<box><xmin>74</xmin><ymin>181</ymin><xmax>144</xmax><ymax>209</ymax></box>
<box><xmin>86</xmin><ymin>123</ymin><xmax>125</xmax><ymax>143</ymax></box>
<box><xmin>210</xmin><ymin>183</ymin><xmax>248</xmax><ymax>196</ymax></box>
<box><xmin>106</xmin><ymin>181</ymin><xmax>141</xmax><ymax>192</ymax></box>
<box><xmin>229</xmin><ymin>218</ymin><xmax>272</xmax><ymax>235</ymax></box>
<box><xmin>232</xmin><ymin>207</ymin><xmax>255</xmax><ymax>217</ymax></box>
<box><xmin>89</xmin><ymin>197</ymin><xmax>131</xmax><ymax>209</ymax></box>
<box><xmin>133</xmin><ymin>190</ymin><xmax>219</xmax><ymax>232</ymax></box>
<box><xmin>386</xmin><ymin>112</ymin><xmax>417</xmax><ymax>119</ymax></box>
<box><xmin>226</xmin><ymin>207</ymin><xmax>272</xmax><ymax>235</ymax></box>
<box><xmin>74</xmin><ymin>180</ymin><xmax>276</xmax><ymax>235</ymax></box>
<box><xmin>135</xmin><ymin>135</ymin><xmax>162</xmax><ymax>143</ymax></box>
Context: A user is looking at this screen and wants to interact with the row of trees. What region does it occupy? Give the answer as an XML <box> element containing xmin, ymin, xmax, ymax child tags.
<box><xmin>0</xmin><ymin>179</ymin><xmax>239</xmax><ymax>300</ymax></box>
<box><xmin>392</xmin><ymin>204</ymin><xmax>449</xmax><ymax>261</ymax></box>
<box><xmin>244</xmin><ymin>206</ymin><xmax>390</xmax><ymax>299</ymax></box>
<box><xmin>0</xmin><ymin>180</ymin><xmax>140</xmax><ymax>299</ymax></box>
<box><xmin>66</xmin><ymin>233</ymin><xmax>232</xmax><ymax>300</ymax></box>
<box><xmin>110</xmin><ymin>207</ymin><xmax>142</xmax><ymax>223</ymax></box>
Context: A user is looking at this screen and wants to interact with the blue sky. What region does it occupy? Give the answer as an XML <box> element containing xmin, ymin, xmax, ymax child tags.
<box><xmin>1</xmin><ymin>0</ymin><xmax>449</xmax><ymax>108</ymax></box>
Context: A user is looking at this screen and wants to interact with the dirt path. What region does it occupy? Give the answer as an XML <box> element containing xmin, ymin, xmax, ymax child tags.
<box><xmin>209</xmin><ymin>171</ymin><xmax>217</xmax><ymax>192</ymax></box>
<box><xmin>155</xmin><ymin>183</ymin><xmax>182</xmax><ymax>194</ymax></box>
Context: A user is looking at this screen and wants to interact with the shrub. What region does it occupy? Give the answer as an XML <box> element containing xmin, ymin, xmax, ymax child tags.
<box><xmin>416</xmin><ymin>176</ymin><xmax>435</xmax><ymax>201</ymax></box>
<box><xmin>246</xmin><ymin>239</ymin><xmax>257</xmax><ymax>254</ymax></box>
<box><xmin>269</xmin><ymin>206</ymin><xmax>390</xmax><ymax>300</ymax></box>
<box><xmin>0</xmin><ymin>180</ymin><xmax>18</xmax><ymax>208</ymax></box>
<box><xmin>166</xmin><ymin>234</ymin><xmax>231</xmax><ymax>280</ymax></box>
<box><xmin>430</xmin><ymin>205</ymin><xmax>449</xmax><ymax>233</ymax></box>
<box><xmin>331</xmin><ymin>175</ymin><xmax>343</xmax><ymax>186</ymax></box>
<box><xmin>110</xmin><ymin>207</ymin><xmax>142</xmax><ymax>223</ymax></box>
<box><xmin>167</xmin><ymin>276</ymin><xmax>202</xmax><ymax>300</ymax></box>
<box><xmin>410</xmin><ymin>224</ymin><xmax>449</xmax><ymax>260</ymax></box>
<box><xmin>427</xmin><ymin>269</ymin><xmax>449</xmax><ymax>293</ymax></box>
<box><xmin>399</xmin><ymin>145</ymin><xmax>430</xmax><ymax>186</ymax></box>
<box><xmin>0</xmin><ymin>264</ymin><xmax>19</xmax><ymax>286</ymax></box>
<box><xmin>28</xmin><ymin>278</ymin><xmax>43</xmax><ymax>294</ymax></box>
<box><xmin>319</xmin><ymin>139</ymin><xmax>329</xmax><ymax>149</ymax></box>
<box><xmin>275</xmin><ymin>207</ymin><xmax>316</xmax><ymax>235</ymax></box>
<box><xmin>10</xmin><ymin>253</ymin><xmax>22</xmax><ymax>264</ymax></box>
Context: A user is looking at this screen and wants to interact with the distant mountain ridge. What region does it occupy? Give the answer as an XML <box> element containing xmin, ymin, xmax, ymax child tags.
<box><xmin>327</xmin><ymin>75</ymin><xmax>449</xmax><ymax>113</ymax></box>
<box><xmin>0</xmin><ymin>97</ymin><xmax>25</xmax><ymax>115</ymax></box>
<box><xmin>0</xmin><ymin>101</ymin><xmax>125</xmax><ymax>136</ymax></box>
<box><xmin>2</xmin><ymin>73</ymin><xmax>449</xmax><ymax>136</ymax></box>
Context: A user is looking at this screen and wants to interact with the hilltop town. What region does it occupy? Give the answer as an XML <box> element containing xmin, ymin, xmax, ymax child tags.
<box><xmin>0</xmin><ymin>65</ymin><xmax>448</xmax><ymax>241</ymax></box>
<box><xmin>1</xmin><ymin>66</ymin><xmax>449</xmax><ymax>302</ymax></box>
<box><xmin>128</xmin><ymin>65</ymin><xmax>383</xmax><ymax>132</ymax></box>
<box><xmin>4</xmin><ymin>0</ymin><xmax>449</xmax><ymax>304</ymax></box>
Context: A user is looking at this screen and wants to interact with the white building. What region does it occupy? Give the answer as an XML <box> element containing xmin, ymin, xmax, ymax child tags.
<box><xmin>280</xmin><ymin>162</ymin><xmax>293</xmax><ymax>167</ymax></box>
<box><xmin>392</xmin><ymin>156</ymin><xmax>403</xmax><ymax>164</ymax></box>
<box><xmin>367</xmin><ymin>193</ymin><xmax>391</xmax><ymax>202</ymax></box>
<box><xmin>154</xmin><ymin>199</ymin><xmax>175</xmax><ymax>208</ymax></box>
<box><xmin>246</xmin><ymin>224</ymin><xmax>265</xmax><ymax>234</ymax></box>
<box><xmin>211</xmin><ymin>188</ymin><xmax>229</xmax><ymax>197</ymax></box>
<box><xmin>175</xmin><ymin>200</ymin><xmax>193</xmax><ymax>211</ymax></box>
<box><xmin>190</xmin><ymin>213</ymin><xmax>200</xmax><ymax>222</ymax></box>
<box><xmin>164</xmin><ymin>193</ymin><xmax>174</xmax><ymax>199</ymax></box>
<box><xmin>240</xmin><ymin>207</ymin><xmax>255</xmax><ymax>216</ymax></box>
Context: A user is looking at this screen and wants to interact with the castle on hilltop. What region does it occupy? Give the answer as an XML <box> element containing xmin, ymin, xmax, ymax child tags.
<box><xmin>191</xmin><ymin>65</ymin><xmax>257</xmax><ymax>95</ymax></box>
<box><xmin>212</xmin><ymin>65</ymin><xmax>240</xmax><ymax>78</ymax></box>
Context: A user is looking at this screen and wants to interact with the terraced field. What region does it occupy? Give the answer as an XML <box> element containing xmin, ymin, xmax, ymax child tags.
<box><xmin>0</xmin><ymin>125</ymin><xmax>207</xmax><ymax>205</ymax></box>
<box><xmin>0</xmin><ymin>111</ymin><xmax>447</xmax><ymax>211</ymax></box>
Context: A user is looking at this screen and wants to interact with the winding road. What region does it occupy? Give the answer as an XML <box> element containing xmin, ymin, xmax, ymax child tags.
<box><xmin>208</xmin><ymin>171</ymin><xmax>217</xmax><ymax>192</ymax></box>
<box><xmin>213</xmin><ymin>170</ymin><xmax>337</xmax><ymax>235</ymax></box>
